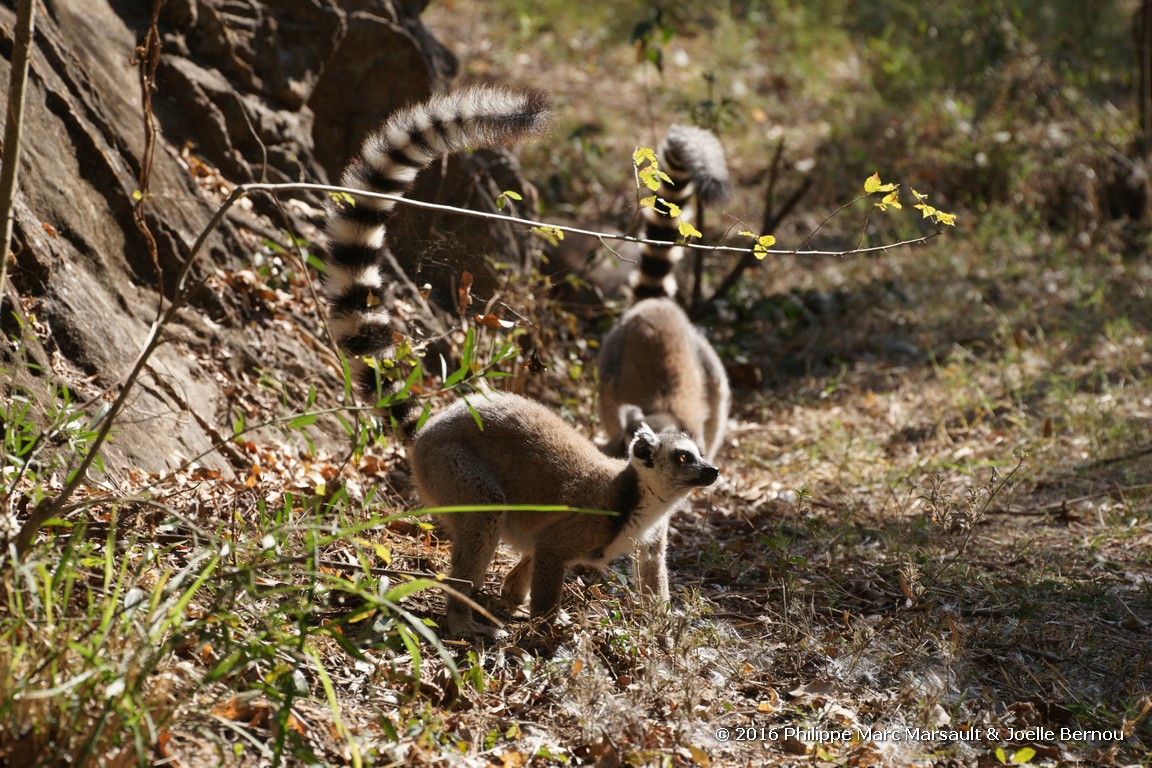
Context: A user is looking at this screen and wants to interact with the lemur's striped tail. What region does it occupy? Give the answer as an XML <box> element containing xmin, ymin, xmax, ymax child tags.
<box><xmin>631</xmin><ymin>125</ymin><xmax>730</xmax><ymax>301</ymax></box>
<box><xmin>322</xmin><ymin>86</ymin><xmax>551</xmax><ymax>438</ymax></box>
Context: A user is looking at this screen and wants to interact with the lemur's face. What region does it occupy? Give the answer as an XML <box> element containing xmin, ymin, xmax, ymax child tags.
<box><xmin>628</xmin><ymin>424</ymin><xmax>719</xmax><ymax>492</ymax></box>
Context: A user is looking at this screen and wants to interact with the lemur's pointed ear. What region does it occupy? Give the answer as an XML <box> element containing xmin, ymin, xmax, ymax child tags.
<box><xmin>629</xmin><ymin>423</ymin><xmax>658</xmax><ymax>467</ymax></box>
<box><xmin>618</xmin><ymin>404</ymin><xmax>645</xmax><ymax>429</ymax></box>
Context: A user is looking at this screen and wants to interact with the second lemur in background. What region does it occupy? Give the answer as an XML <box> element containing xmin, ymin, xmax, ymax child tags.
<box><xmin>596</xmin><ymin>124</ymin><xmax>734</xmax><ymax>605</ymax></box>
<box><xmin>599</xmin><ymin>124</ymin><xmax>733</xmax><ymax>462</ymax></box>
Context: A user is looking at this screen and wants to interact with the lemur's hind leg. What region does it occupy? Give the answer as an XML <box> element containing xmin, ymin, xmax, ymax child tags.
<box><xmin>501</xmin><ymin>554</ymin><xmax>533</xmax><ymax>612</ymax></box>
<box><xmin>433</xmin><ymin>445</ymin><xmax>508</xmax><ymax>638</ymax></box>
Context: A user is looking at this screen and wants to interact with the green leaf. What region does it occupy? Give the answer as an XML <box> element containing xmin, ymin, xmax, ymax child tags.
<box><xmin>531</xmin><ymin>225</ymin><xmax>564</xmax><ymax>245</ymax></box>
<box><xmin>288</xmin><ymin>413</ymin><xmax>318</xmax><ymax>429</ymax></box>
<box><xmin>381</xmin><ymin>576</ymin><xmax>443</xmax><ymax>602</ymax></box>
<box><xmin>496</xmin><ymin>190</ymin><xmax>523</xmax><ymax>210</ymax></box>
<box><xmin>445</xmin><ymin>328</ymin><xmax>475</xmax><ymax>387</ymax></box>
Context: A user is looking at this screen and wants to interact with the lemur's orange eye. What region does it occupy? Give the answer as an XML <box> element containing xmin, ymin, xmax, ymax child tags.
<box><xmin>676</xmin><ymin>451</ymin><xmax>688</xmax><ymax>464</ymax></box>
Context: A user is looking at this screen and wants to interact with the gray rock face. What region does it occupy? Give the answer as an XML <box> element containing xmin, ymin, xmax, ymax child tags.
<box><xmin>1</xmin><ymin>0</ymin><xmax>531</xmax><ymax>477</ymax></box>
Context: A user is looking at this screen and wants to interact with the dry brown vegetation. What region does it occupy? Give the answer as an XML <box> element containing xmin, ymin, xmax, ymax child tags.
<box><xmin>3</xmin><ymin>1</ymin><xmax>1151</xmax><ymax>767</ymax></box>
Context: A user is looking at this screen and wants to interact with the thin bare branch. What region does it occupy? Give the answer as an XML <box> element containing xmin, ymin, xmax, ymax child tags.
<box><xmin>235</xmin><ymin>181</ymin><xmax>945</xmax><ymax>259</ymax></box>
<box><xmin>0</xmin><ymin>0</ymin><xmax>37</xmax><ymax>321</ymax></box>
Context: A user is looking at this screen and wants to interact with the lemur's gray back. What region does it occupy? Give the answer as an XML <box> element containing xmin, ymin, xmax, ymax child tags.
<box><xmin>321</xmin><ymin>86</ymin><xmax>551</xmax><ymax>437</ymax></box>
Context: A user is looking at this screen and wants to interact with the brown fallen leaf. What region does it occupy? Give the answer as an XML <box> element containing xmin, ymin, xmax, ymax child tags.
<box><xmin>475</xmin><ymin>313</ymin><xmax>515</xmax><ymax>329</ymax></box>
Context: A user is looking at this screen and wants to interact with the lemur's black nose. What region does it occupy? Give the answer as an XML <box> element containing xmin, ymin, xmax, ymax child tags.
<box><xmin>696</xmin><ymin>464</ymin><xmax>720</xmax><ymax>486</ymax></box>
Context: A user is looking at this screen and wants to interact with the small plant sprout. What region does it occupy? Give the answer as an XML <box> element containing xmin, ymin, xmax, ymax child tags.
<box><xmin>496</xmin><ymin>189</ymin><xmax>522</xmax><ymax>210</ymax></box>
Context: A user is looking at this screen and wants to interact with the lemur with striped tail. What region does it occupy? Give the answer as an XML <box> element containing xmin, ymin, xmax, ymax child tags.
<box><xmin>322</xmin><ymin>87</ymin><xmax>719</xmax><ymax>638</ymax></box>
<box><xmin>599</xmin><ymin>124</ymin><xmax>732</xmax><ymax>461</ymax></box>
<box><xmin>629</xmin><ymin>124</ymin><xmax>731</xmax><ymax>301</ymax></box>
<box><xmin>597</xmin><ymin>126</ymin><xmax>733</xmax><ymax>602</ymax></box>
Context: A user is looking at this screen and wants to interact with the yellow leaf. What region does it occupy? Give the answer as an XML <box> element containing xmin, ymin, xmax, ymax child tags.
<box><xmin>664</xmin><ymin>201</ymin><xmax>682</xmax><ymax>218</ymax></box>
<box><xmin>750</xmin><ymin>235</ymin><xmax>772</xmax><ymax>257</ymax></box>
<box><xmin>531</xmin><ymin>225</ymin><xmax>564</xmax><ymax>245</ymax></box>
<box><xmin>1012</xmin><ymin>747</ymin><xmax>1036</xmax><ymax>764</ymax></box>
<box><xmin>354</xmin><ymin>537</ymin><xmax>393</xmax><ymax>564</ymax></box>
<box><xmin>633</xmin><ymin>146</ymin><xmax>657</xmax><ymax>166</ymax></box>
<box><xmin>881</xmin><ymin>190</ymin><xmax>902</xmax><ymax>209</ymax></box>
<box><xmin>640</xmin><ymin>170</ymin><xmax>662</xmax><ymax>192</ymax></box>
<box><xmin>678</xmin><ymin>220</ymin><xmax>702</xmax><ymax>239</ymax></box>
<box><xmin>935</xmin><ymin>210</ymin><xmax>957</xmax><ymax>226</ymax></box>
<box><xmin>864</xmin><ymin>172</ymin><xmax>896</xmax><ymax>194</ymax></box>
<box><xmin>686</xmin><ymin>744</ymin><xmax>711</xmax><ymax>767</ymax></box>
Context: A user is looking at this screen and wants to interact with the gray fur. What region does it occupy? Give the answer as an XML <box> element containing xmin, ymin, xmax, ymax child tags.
<box><xmin>320</xmin><ymin>88</ymin><xmax>720</xmax><ymax>638</ymax></box>
<box><xmin>598</xmin><ymin>298</ymin><xmax>731</xmax><ymax>462</ymax></box>
<box><xmin>411</xmin><ymin>394</ymin><xmax>718</xmax><ymax>637</ymax></box>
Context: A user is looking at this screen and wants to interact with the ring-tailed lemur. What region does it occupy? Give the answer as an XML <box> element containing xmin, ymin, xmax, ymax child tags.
<box><xmin>321</xmin><ymin>86</ymin><xmax>719</xmax><ymax>638</ymax></box>
<box><xmin>596</xmin><ymin>126</ymin><xmax>733</xmax><ymax>600</ymax></box>
<box><xmin>600</xmin><ymin>123</ymin><xmax>732</xmax><ymax>461</ymax></box>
